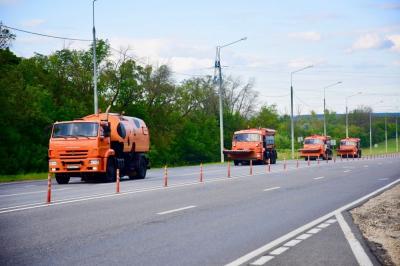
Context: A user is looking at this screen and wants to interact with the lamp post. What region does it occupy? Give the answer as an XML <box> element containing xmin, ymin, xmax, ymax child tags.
<box><xmin>385</xmin><ymin>117</ymin><xmax>388</xmax><ymax>153</ymax></box>
<box><xmin>369</xmin><ymin>100</ymin><xmax>383</xmax><ymax>155</ymax></box>
<box><xmin>215</xmin><ymin>37</ymin><xmax>247</xmax><ymax>163</ymax></box>
<box><xmin>323</xmin><ymin>81</ymin><xmax>342</xmax><ymax>136</ymax></box>
<box><xmin>290</xmin><ymin>65</ymin><xmax>313</xmax><ymax>159</ymax></box>
<box><xmin>345</xmin><ymin>92</ymin><xmax>362</xmax><ymax>138</ymax></box>
<box><xmin>92</xmin><ymin>0</ymin><xmax>98</xmax><ymax>114</ymax></box>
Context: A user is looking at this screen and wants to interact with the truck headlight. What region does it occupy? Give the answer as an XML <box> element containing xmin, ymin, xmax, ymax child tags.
<box><xmin>90</xmin><ymin>159</ymin><xmax>100</xmax><ymax>165</ymax></box>
<box><xmin>49</xmin><ymin>161</ymin><xmax>57</xmax><ymax>166</ymax></box>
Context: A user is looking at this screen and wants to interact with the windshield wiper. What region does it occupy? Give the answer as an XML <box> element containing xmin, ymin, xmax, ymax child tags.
<box><xmin>75</xmin><ymin>134</ymin><xmax>91</xmax><ymax>139</ymax></box>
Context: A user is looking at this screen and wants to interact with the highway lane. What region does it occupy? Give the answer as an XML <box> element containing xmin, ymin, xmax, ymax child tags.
<box><xmin>0</xmin><ymin>155</ymin><xmax>398</xmax><ymax>265</ymax></box>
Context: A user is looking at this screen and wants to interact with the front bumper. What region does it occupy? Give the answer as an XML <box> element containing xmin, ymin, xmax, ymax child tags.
<box><xmin>48</xmin><ymin>158</ymin><xmax>106</xmax><ymax>173</ymax></box>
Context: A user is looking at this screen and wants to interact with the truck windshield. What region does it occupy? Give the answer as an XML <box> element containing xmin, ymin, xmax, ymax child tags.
<box><xmin>341</xmin><ymin>141</ymin><xmax>356</xmax><ymax>146</ymax></box>
<box><xmin>52</xmin><ymin>122</ymin><xmax>99</xmax><ymax>138</ymax></box>
<box><xmin>234</xmin><ymin>133</ymin><xmax>261</xmax><ymax>142</ymax></box>
<box><xmin>304</xmin><ymin>139</ymin><xmax>323</xmax><ymax>145</ymax></box>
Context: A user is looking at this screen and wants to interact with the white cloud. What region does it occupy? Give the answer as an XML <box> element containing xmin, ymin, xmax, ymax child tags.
<box><xmin>21</xmin><ymin>19</ymin><xmax>46</xmax><ymax>27</ymax></box>
<box><xmin>387</xmin><ymin>34</ymin><xmax>400</xmax><ymax>52</ymax></box>
<box><xmin>288</xmin><ymin>31</ymin><xmax>321</xmax><ymax>42</ymax></box>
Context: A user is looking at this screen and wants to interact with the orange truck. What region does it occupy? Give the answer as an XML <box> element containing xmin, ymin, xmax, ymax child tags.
<box><xmin>337</xmin><ymin>138</ymin><xmax>361</xmax><ymax>158</ymax></box>
<box><xmin>48</xmin><ymin>109</ymin><xmax>150</xmax><ymax>184</ymax></box>
<box><xmin>299</xmin><ymin>135</ymin><xmax>333</xmax><ymax>160</ymax></box>
<box><xmin>223</xmin><ymin>128</ymin><xmax>277</xmax><ymax>165</ymax></box>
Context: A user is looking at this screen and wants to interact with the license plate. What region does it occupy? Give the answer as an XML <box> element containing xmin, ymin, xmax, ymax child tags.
<box><xmin>67</xmin><ymin>165</ymin><xmax>80</xmax><ymax>169</ymax></box>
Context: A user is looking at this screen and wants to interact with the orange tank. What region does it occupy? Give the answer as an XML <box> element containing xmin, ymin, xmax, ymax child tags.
<box><xmin>337</xmin><ymin>137</ymin><xmax>361</xmax><ymax>158</ymax></box>
<box><xmin>299</xmin><ymin>135</ymin><xmax>332</xmax><ymax>160</ymax></box>
<box><xmin>223</xmin><ymin>128</ymin><xmax>277</xmax><ymax>165</ymax></box>
<box><xmin>48</xmin><ymin>111</ymin><xmax>150</xmax><ymax>184</ymax></box>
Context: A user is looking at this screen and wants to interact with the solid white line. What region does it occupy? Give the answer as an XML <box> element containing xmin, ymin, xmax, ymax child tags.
<box><xmin>335</xmin><ymin>212</ymin><xmax>373</xmax><ymax>266</ymax></box>
<box><xmin>343</xmin><ymin>170</ymin><xmax>352</xmax><ymax>173</ymax></box>
<box><xmin>269</xmin><ymin>246</ymin><xmax>289</xmax><ymax>255</ymax></box>
<box><xmin>313</xmin><ymin>176</ymin><xmax>325</xmax><ymax>180</ymax></box>
<box><xmin>250</xmin><ymin>255</ymin><xmax>274</xmax><ymax>265</ymax></box>
<box><xmin>307</xmin><ymin>228</ymin><xmax>321</xmax><ymax>234</ymax></box>
<box><xmin>263</xmin><ymin>186</ymin><xmax>280</xmax><ymax>192</ymax></box>
<box><xmin>378</xmin><ymin>178</ymin><xmax>389</xmax><ymax>181</ymax></box>
<box><xmin>225</xmin><ymin>178</ymin><xmax>400</xmax><ymax>266</ymax></box>
<box><xmin>0</xmin><ymin>188</ymin><xmax>70</xmax><ymax>198</ymax></box>
<box><xmin>157</xmin><ymin>205</ymin><xmax>196</xmax><ymax>215</ymax></box>
<box><xmin>325</xmin><ymin>218</ymin><xmax>337</xmax><ymax>224</ymax></box>
<box><xmin>283</xmin><ymin>239</ymin><xmax>302</xmax><ymax>247</ymax></box>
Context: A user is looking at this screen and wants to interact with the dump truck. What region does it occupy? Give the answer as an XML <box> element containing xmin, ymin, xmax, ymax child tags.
<box><xmin>299</xmin><ymin>134</ymin><xmax>332</xmax><ymax>160</ymax></box>
<box><xmin>48</xmin><ymin>108</ymin><xmax>150</xmax><ymax>184</ymax></box>
<box><xmin>337</xmin><ymin>137</ymin><xmax>361</xmax><ymax>158</ymax></box>
<box><xmin>223</xmin><ymin>128</ymin><xmax>277</xmax><ymax>165</ymax></box>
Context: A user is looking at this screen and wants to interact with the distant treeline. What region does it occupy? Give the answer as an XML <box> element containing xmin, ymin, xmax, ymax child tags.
<box><xmin>0</xmin><ymin>41</ymin><xmax>398</xmax><ymax>174</ymax></box>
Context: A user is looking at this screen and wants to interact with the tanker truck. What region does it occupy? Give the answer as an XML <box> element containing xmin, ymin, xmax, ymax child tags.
<box><xmin>48</xmin><ymin>109</ymin><xmax>150</xmax><ymax>184</ymax></box>
<box><xmin>223</xmin><ymin>128</ymin><xmax>277</xmax><ymax>165</ymax></box>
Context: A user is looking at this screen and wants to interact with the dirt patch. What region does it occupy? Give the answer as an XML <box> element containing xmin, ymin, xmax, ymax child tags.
<box><xmin>351</xmin><ymin>184</ymin><xmax>400</xmax><ymax>266</ymax></box>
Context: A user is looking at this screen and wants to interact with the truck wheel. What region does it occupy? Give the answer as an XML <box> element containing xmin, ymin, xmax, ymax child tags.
<box><xmin>104</xmin><ymin>157</ymin><xmax>116</xmax><ymax>182</ymax></box>
<box><xmin>55</xmin><ymin>174</ymin><xmax>70</xmax><ymax>184</ymax></box>
<box><xmin>136</xmin><ymin>155</ymin><xmax>147</xmax><ymax>179</ymax></box>
<box><xmin>234</xmin><ymin>160</ymin><xmax>239</xmax><ymax>166</ymax></box>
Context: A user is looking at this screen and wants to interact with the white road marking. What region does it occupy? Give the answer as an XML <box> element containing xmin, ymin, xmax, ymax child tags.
<box><xmin>225</xmin><ymin>178</ymin><xmax>400</xmax><ymax>266</ymax></box>
<box><xmin>343</xmin><ymin>170</ymin><xmax>352</xmax><ymax>173</ymax></box>
<box><xmin>250</xmin><ymin>256</ymin><xmax>274</xmax><ymax>265</ymax></box>
<box><xmin>307</xmin><ymin>228</ymin><xmax>321</xmax><ymax>234</ymax></box>
<box><xmin>363</xmin><ymin>165</ymin><xmax>369</xmax><ymax>168</ymax></box>
<box><xmin>378</xmin><ymin>178</ymin><xmax>389</xmax><ymax>181</ymax></box>
<box><xmin>336</xmin><ymin>212</ymin><xmax>373</xmax><ymax>266</ymax></box>
<box><xmin>283</xmin><ymin>239</ymin><xmax>302</xmax><ymax>247</ymax></box>
<box><xmin>269</xmin><ymin>246</ymin><xmax>289</xmax><ymax>255</ymax></box>
<box><xmin>263</xmin><ymin>186</ymin><xmax>280</xmax><ymax>192</ymax></box>
<box><xmin>317</xmin><ymin>223</ymin><xmax>331</xmax><ymax>229</ymax></box>
<box><xmin>296</xmin><ymin>233</ymin><xmax>312</xmax><ymax>240</ymax></box>
<box><xmin>313</xmin><ymin>176</ymin><xmax>325</xmax><ymax>180</ymax></box>
<box><xmin>325</xmin><ymin>218</ymin><xmax>337</xmax><ymax>224</ymax></box>
<box><xmin>157</xmin><ymin>205</ymin><xmax>196</xmax><ymax>215</ymax></box>
<box><xmin>0</xmin><ymin>188</ymin><xmax>70</xmax><ymax>198</ymax></box>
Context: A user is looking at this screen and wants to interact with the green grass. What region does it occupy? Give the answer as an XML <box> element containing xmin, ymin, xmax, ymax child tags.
<box><xmin>0</xmin><ymin>172</ymin><xmax>48</xmax><ymax>183</ymax></box>
<box><xmin>1</xmin><ymin>139</ymin><xmax>398</xmax><ymax>183</ymax></box>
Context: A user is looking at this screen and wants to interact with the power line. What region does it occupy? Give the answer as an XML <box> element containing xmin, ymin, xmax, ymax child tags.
<box><xmin>2</xmin><ymin>24</ymin><xmax>91</xmax><ymax>42</ymax></box>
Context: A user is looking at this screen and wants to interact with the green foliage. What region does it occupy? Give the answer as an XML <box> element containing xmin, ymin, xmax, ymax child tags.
<box><xmin>0</xmin><ymin>44</ymin><xmax>398</xmax><ymax>175</ymax></box>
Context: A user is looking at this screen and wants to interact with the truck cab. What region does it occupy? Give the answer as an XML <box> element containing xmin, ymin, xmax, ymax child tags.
<box><xmin>299</xmin><ymin>135</ymin><xmax>332</xmax><ymax>160</ymax></box>
<box><xmin>337</xmin><ymin>138</ymin><xmax>361</xmax><ymax>158</ymax></box>
<box><xmin>223</xmin><ymin>128</ymin><xmax>277</xmax><ymax>165</ymax></box>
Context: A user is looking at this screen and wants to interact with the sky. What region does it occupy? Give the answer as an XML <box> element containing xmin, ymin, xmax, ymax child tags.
<box><xmin>1</xmin><ymin>0</ymin><xmax>400</xmax><ymax>115</ymax></box>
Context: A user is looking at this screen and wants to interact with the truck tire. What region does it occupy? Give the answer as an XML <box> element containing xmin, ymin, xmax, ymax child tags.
<box><xmin>104</xmin><ymin>157</ymin><xmax>116</xmax><ymax>182</ymax></box>
<box><xmin>55</xmin><ymin>174</ymin><xmax>70</xmax><ymax>184</ymax></box>
<box><xmin>234</xmin><ymin>160</ymin><xmax>239</xmax><ymax>166</ymax></box>
<box><xmin>136</xmin><ymin>155</ymin><xmax>147</xmax><ymax>179</ymax></box>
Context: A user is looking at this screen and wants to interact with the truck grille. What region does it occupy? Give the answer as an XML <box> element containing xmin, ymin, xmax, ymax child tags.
<box><xmin>59</xmin><ymin>150</ymin><xmax>88</xmax><ymax>159</ymax></box>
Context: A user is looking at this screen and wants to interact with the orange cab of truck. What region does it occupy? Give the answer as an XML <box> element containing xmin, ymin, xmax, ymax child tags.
<box><xmin>337</xmin><ymin>138</ymin><xmax>361</xmax><ymax>158</ymax></box>
<box><xmin>299</xmin><ymin>134</ymin><xmax>332</xmax><ymax>160</ymax></box>
<box><xmin>48</xmin><ymin>110</ymin><xmax>149</xmax><ymax>184</ymax></box>
<box><xmin>223</xmin><ymin>128</ymin><xmax>277</xmax><ymax>165</ymax></box>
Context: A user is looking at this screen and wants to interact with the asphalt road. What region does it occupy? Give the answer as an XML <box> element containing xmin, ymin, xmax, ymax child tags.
<box><xmin>0</xmin><ymin>155</ymin><xmax>399</xmax><ymax>266</ymax></box>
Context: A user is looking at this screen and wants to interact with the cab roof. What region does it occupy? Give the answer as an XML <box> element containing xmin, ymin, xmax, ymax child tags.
<box><xmin>304</xmin><ymin>134</ymin><xmax>331</xmax><ymax>140</ymax></box>
<box><xmin>234</xmin><ymin>128</ymin><xmax>276</xmax><ymax>136</ymax></box>
<box><xmin>340</xmin><ymin>137</ymin><xmax>360</xmax><ymax>142</ymax></box>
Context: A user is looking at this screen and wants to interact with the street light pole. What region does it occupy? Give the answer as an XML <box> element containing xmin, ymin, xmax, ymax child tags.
<box><xmin>396</xmin><ymin>117</ymin><xmax>398</xmax><ymax>152</ymax></box>
<box><xmin>385</xmin><ymin>117</ymin><xmax>388</xmax><ymax>153</ymax></box>
<box><xmin>92</xmin><ymin>0</ymin><xmax>98</xmax><ymax>114</ymax></box>
<box><xmin>369</xmin><ymin>111</ymin><xmax>372</xmax><ymax>154</ymax></box>
<box><xmin>345</xmin><ymin>92</ymin><xmax>361</xmax><ymax>138</ymax></box>
<box><xmin>290</xmin><ymin>65</ymin><xmax>313</xmax><ymax>159</ymax></box>
<box><xmin>215</xmin><ymin>37</ymin><xmax>247</xmax><ymax>163</ymax></box>
<box><xmin>323</xmin><ymin>81</ymin><xmax>342</xmax><ymax>136</ymax></box>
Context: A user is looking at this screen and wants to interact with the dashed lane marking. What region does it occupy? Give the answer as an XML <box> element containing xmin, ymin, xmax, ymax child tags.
<box><xmin>307</xmin><ymin>228</ymin><xmax>321</xmax><ymax>234</ymax></box>
<box><xmin>283</xmin><ymin>239</ymin><xmax>302</xmax><ymax>247</ymax></box>
<box><xmin>343</xmin><ymin>170</ymin><xmax>352</xmax><ymax>173</ymax></box>
<box><xmin>317</xmin><ymin>223</ymin><xmax>331</xmax><ymax>229</ymax></box>
<box><xmin>269</xmin><ymin>246</ymin><xmax>289</xmax><ymax>256</ymax></box>
<box><xmin>296</xmin><ymin>233</ymin><xmax>312</xmax><ymax>240</ymax></box>
<box><xmin>313</xmin><ymin>176</ymin><xmax>325</xmax><ymax>180</ymax></box>
<box><xmin>378</xmin><ymin>178</ymin><xmax>389</xmax><ymax>181</ymax></box>
<box><xmin>0</xmin><ymin>188</ymin><xmax>70</xmax><ymax>198</ymax></box>
<box><xmin>157</xmin><ymin>205</ymin><xmax>196</xmax><ymax>215</ymax></box>
<box><xmin>250</xmin><ymin>256</ymin><xmax>274</xmax><ymax>266</ymax></box>
<box><xmin>263</xmin><ymin>186</ymin><xmax>281</xmax><ymax>192</ymax></box>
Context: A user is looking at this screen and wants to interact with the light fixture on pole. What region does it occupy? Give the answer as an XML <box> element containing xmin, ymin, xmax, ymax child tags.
<box><xmin>345</xmin><ymin>92</ymin><xmax>362</xmax><ymax>138</ymax></box>
<box><xmin>92</xmin><ymin>0</ymin><xmax>98</xmax><ymax>114</ymax></box>
<box><xmin>214</xmin><ymin>37</ymin><xmax>247</xmax><ymax>163</ymax></box>
<box><xmin>323</xmin><ymin>81</ymin><xmax>342</xmax><ymax>136</ymax></box>
<box><xmin>290</xmin><ymin>65</ymin><xmax>313</xmax><ymax>159</ymax></box>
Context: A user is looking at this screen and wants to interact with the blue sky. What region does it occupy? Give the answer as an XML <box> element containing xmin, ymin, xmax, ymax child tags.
<box><xmin>1</xmin><ymin>0</ymin><xmax>399</xmax><ymax>114</ymax></box>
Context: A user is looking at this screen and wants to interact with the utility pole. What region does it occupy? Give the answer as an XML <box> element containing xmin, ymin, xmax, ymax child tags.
<box><xmin>396</xmin><ymin>117</ymin><xmax>398</xmax><ymax>152</ymax></box>
<box><xmin>385</xmin><ymin>117</ymin><xmax>388</xmax><ymax>153</ymax></box>
<box><xmin>214</xmin><ymin>37</ymin><xmax>247</xmax><ymax>163</ymax></box>
<box><xmin>323</xmin><ymin>81</ymin><xmax>341</xmax><ymax>136</ymax></box>
<box><xmin>369</xmin><ymin>111</ymin><xmax>372</xmax><ymax>155</ymax></box>
<box><xmin>92</xmin><ymin>0</ymin><xmax>98</xmax><ymax>114</ymax></box>
<box><xmin>290</xmin><ymin>65</ymin><xmax>313</xmax><ymax>159</ymax></box>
